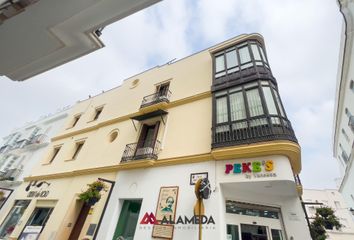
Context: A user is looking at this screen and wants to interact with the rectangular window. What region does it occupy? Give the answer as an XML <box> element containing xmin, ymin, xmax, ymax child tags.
<box><xmin>49</xmin><ymin>146</ymin><xmax>61</xmax><ymax>163</ymax></box>
<box><xmin>215</xmin><ymin>55</ymin><xmax>225</xmax><ymax>73</ymax></box>
<box><xmin>251</xmin><ymin>44</ymin><xmax>261</xmax><ymax>61</ymax></box>
<box><xmin>71</xmin><ymin>115</ymin><xmax>81</xmax><ymax>127</ymax></box>
<box><xmin>93</xmin><ymin>107</ymin><xmax>103</xmax><ymax>121</ymax></box>
<box><xmin>259</xmin><ymin>47</ymin><xmax>267</xmax><ymax>63</ymax></box>
<box><xmin>239</xmin><ymin>46</ymin><xmax>251</xmax><ymax>64</ymax></box>
<box><xmin>263</xmin><ymin>86</ymin><xmax>278</xmax><ymax>115</ymax></box>
<box><xmin>274</xmin><ymin>91</ymin><xmax>285</xmax><ymax>117</ymax></box>
<box><xmin>230</xmin><ymin>92</ymin><xmax>246</xmax><ymax>121</ymax></box>
<box><xmin>113</xmin><ymin>200</ymin><xmax>142</xmax><ymax>240</ymax></box>
<box><xmin>26</xmin><ymin>208</ymin><xmax>53</xmax><ymax>227</ymax></box>
<box><xmin>72</xmin><ymin>142</ymin><xmax>84</xmax><ymax>159</ymax></box>
<box><xmin>226</xmin><ymin>50</ymin><xmax>238</xmax><ymax>69</ymax></box>
<box><xmin>246</xmin><ymin>89</ymin><xmax>264</xmax><ymax>117</ymax></box>
<box><xmin>156</xmin><ymin>82</ymin><xmax>170</xmax><ymax>98</ymax></box>
<box><xmin>216</xmin><ymin>97</ymin><xmax>228</xmax><ymax>123</ymax></box>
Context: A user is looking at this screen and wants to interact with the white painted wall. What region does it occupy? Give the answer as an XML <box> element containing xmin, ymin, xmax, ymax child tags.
<box><xmin>303</xmin><ymin>189</ymin><xmax>354</xmax><ymax>239</ymax></box>
<box><xmin>97</xmin><ymin>155</ymin><xmax>310</xmax><ymax>240</ymax></box>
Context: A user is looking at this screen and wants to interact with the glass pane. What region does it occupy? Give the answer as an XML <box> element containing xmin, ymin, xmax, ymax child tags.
<box><xmin>259</xmin><ymin>46</ymin><xmax>267</xmax><ymax>63</ymax></box>
<box><xmin>216</xmin><ymin>97</ymin><xmax>228</xmax><ymax>123</ymax></box>
<box><xmin>249</xmin><ymin>118</ymin><xmax>268</xmax><ymax>127</ymax></box>
<box><xmin>251</xmin><ymin>44</ymin><xmax>261</xmax><ymax>61</ymax></box>
<box><xmin>274</xmin><ymin>91</ymin><xmax>285</xmax><ymax>117</ymax></box>
<box><xmin>241</xmin><ymin>224</ymin><xmax>268</xmax><ymax>240</ymax></box>
<box><xmin>230</xmin><ymin>92</ymin><xmax>246</xmax><ymax>121</ymax></box>
<box><xmin>246</xmin><ymin>89</ymin><xmax>264</xmax><ymax>117</ymax></box>
<box><xmin>215</xmin><ymin>71</ymin><xmax>226</xmax><ymax>78</ymax></box>
<box><xmin>227</xmin><ymin>225</ymin><xmax>240</xmax><ymax>240</ymax></box>
<box><xmin>239</xmin><ymin>46</ymin><xmax>251</xmax><ymax>64</ymax></box>
<box><xmin>0</xmin><ymin>200</ymin><xmax>30</xmax><ymax>238</ymax></box>
<box><xmin>263</xmin><ymin>87</ymin><xmax>278</xmax><ymax>115</ymax></box>
<box><xmin>226</xmin><ymin>50</ymin><xmax>238</xmax><ymax>69</ymax></box>
<box><xmin>271</xmin><ymin>229</ymin><xmax>283</xmax><ymax>240</ymax></box>
<box><xmin>27</xmin><ymin>208</ymin><xmax>52</xmax><ymax>226</ymax></box>
<box><xmin>215</xmin><ymin>55</ymin><xmax>225</xmax><ymax>72</ymax></box>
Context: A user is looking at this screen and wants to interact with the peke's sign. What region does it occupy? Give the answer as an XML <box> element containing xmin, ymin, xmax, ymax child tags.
<box><xmin>225</xmin><ymin>160</ymin><xmax>276</xmax><ymax>178</ymax></box>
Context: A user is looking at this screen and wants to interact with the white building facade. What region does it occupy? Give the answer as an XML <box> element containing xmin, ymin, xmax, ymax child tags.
<box><xmin>303</xmin><ymin>189</ymin><xmax>354</xmax><ymax>240</ymax></box>
<box><xmin>93</xmin><ymin>34</ymin><xmax>311</xmax><ymax>240</ymax></box>
<box><xmin>334</xmin><ymin>0</ymin><xmax>354</xmax><ymax>212</ymax></box>
<box><xmin>0</xmin><ymin>107</ymin><xmax>69</xmax><ymax>230</ymax></box>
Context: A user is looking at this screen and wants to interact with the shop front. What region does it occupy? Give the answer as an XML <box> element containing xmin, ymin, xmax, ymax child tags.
<box><xmin>96</xmin><ymin>155</ymin><xmax>310</xmax><ymax>240</ymax></box>
<box><xmin>0</xmin><ymin>172</ymin><xmax>115</xmax><ymax>240</ymax></box>
<box><xmin>217</xmin><ymin>155</ymin><xmax>310</xmax><ymax>240</ymax></box>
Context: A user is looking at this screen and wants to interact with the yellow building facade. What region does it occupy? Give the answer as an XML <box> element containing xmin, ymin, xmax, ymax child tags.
<box><xmin>0</xmin><ymin>34</ymin><xmax>310</xmax><ymax>240</ymax></box>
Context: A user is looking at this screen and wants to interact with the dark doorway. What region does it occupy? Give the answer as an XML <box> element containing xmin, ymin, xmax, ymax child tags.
<box><xmin>69</xmin><ymin>203</ymin><xmax>91</xmax><ymax>240</ymax></box>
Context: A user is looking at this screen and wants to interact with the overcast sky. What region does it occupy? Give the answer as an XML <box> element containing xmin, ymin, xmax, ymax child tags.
<box><xmin>0</xmin><ymin>0</ymin><xmax>343</xmax><ymax>189</ymax></box>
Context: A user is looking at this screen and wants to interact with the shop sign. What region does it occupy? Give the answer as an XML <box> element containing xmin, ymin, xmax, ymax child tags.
<box><xmin>225</xmin><ymin>160</ymin><xmax>276</xmax><ymax>179</ymax></box>
<box><xmin>152</xmin><ymin>186</ymin><xmax>179</xmax><ymax>239</ymax></box>
<box><xmin>25</xmin><ymin>181</ymin><xmax>51</xmax><ymax>198</ymax></box>
<box><xmin>19</xmin><ymin>226</ymin><xmax>42</xmax><ymax>240</ymax></box>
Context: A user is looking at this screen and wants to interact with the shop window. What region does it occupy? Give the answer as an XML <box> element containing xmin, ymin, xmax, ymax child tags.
<box><xmin>227</xmin><ymin>224</ymin><xmax>240</xmax><ymax>240</ymax></box>
<box><xmin>271</xmin><ymin>229</ymin><xmax>284</xmax><ymax>240</ymax></box>
<box><xmin>226</xmin><ymin>200</ymin><xmax>279</xmax><ymax>219</ymax></box>
<box><xmin>0</xmin><ymin>200</ymin><xmax>30</xmax><ymax>238</ymax></box>
<box><xmin>93</xmin><ymin>107</ymin><xmax>103</xmax><ymax>121</ymax></box>
<box><xmin>72</xmin><ymin>141</ymin><xmax>85</xmax><ymax>160</ymax></box>
<box><xmin>25</xmin><ymin>207</ymin><xmax>53</xmax><ymax>227</ymax></box>
<box><xmin>113</xmin><ymin>200</ymin><xmax>142</xmax><ymax>240</ymax></box>
<box><xmin>241</xmin><ymin>224</ymin><xmax>268</xmax><ymax>240</ymax></box>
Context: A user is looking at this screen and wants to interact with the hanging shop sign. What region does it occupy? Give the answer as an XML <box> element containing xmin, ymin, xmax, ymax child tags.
<box><xmin>25</xmin><ymin>181</ymin><xmax>51</xmax><ymax>198</ymax></box>
<box><xmin>224</xmin><ymin>160</ymin><xmax>276</xmax><ymax>179</ymax></box>
<box><xmin>152</xmin><ymin>186</ymin><xmax>179</xmax><ymax>239</ymax></box>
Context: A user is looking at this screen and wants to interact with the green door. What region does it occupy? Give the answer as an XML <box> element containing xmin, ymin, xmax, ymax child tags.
<box><xmin>113</xmin><ymin>200</ymin><xmax>142</xmax><ymax>240</ymax></box>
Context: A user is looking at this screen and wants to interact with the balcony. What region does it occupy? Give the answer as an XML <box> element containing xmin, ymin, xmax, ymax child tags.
<box><xmin>212</xmin><ymin>116</ymin><xmax>297</xmax><ymax>148</ymax></box>
<box><xmin>0</xmin><ymin>167</ymin><xmax>22</xmax><ymax>181</ymax></box>
<box><xmin>121</xmin><ymin>140</ymin><xmax>161</xmax><ymax>162</ymax></box>
<box><xmin>26</xmin><ymin>134</ymin><xmax>49</xmax><ymax>150</ymax></box>
<box><xmin>140</xmin><ymin>90</ymin><xmax>171</xmax><ymax>109</ymax></box>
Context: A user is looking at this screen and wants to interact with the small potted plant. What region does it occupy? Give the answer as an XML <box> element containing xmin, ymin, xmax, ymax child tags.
<box><xmin>79</xmin><ymin>180</ymin><xmax>108</xmax><ymax>206</ymax></box>
<box><xmin>88</xmin><ymin>180</ymin><xmax>108</xmax><ymax>192</ymax></box>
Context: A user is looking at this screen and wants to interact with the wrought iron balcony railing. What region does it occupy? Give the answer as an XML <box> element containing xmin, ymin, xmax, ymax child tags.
<box><xmin>0</xmin><ymin>167</ymin><xmax>22</xmax><ymax>181</ymax></box>
<box><xmin>121</xmin><ymin>140</ymin><xmax>161</xmax><ymax>162</ymax></box>
<box><xmin>140</xmin><ymin>90</ymin><xmax>171</xmax><ymax>109</ymax></box>
<box><xmin>212</xmin><ymin>116</ymin><xmax>297</xmax><ymax>148</ymax></box>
